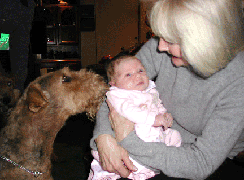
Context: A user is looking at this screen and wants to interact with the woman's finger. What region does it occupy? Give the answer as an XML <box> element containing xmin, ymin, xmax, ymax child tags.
<box><xmin>119</xmin><ymin>147</ymin><xmax>138</xmax><ymax>173</ymax></box>
<box><xmin>96</xmin><ymin>134</ymin><xmax>131</xmax><ymax>177</ymax></box>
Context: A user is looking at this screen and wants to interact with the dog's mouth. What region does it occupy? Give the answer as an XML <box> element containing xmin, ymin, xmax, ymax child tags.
<box><xmin>0</xmin><ymin>99</ymin><xmax>11</xmax><ymax>112</ymax></box>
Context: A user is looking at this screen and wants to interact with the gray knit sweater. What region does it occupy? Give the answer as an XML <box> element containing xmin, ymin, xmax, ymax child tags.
<box><xmin>90</xmin><ymin>38</ymin><xmax>244</xmax><ymax>179</ymax></box>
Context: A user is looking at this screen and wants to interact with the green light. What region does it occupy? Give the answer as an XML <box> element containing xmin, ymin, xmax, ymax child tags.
<box><xmin>0</xmin><ymin>33</ymin><xmax>10</xmax><ymax>50</ymax></box>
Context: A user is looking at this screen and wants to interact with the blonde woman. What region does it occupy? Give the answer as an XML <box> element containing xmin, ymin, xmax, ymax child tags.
<box><xmin>91</xmin><ymin>0</ymin><xmax>244</xmax><ymax>179</ymax></box>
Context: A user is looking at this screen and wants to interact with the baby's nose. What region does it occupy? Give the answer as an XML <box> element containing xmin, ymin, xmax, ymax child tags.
<box><xmin>135</xmin><ymin>73</ymin><xmax>142</xmax><ymax>79</ymax></box>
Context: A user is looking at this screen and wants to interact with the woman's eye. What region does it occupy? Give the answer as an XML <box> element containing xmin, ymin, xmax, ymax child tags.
<box><xmin>139</xmin><ymin>69</ymin><xmax>144</xmax><ymax>73</ymax></box>
<box><xmin>126</xmin><ymin>73</ymin><xmax>131</xmax><ymax>77</ymax></box>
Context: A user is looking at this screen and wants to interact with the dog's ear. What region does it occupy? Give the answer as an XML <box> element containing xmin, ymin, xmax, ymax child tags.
<box><xmin>26</xmin><ymin>84</ymin><xmax>49</xmax><ymax>112</ymax></box>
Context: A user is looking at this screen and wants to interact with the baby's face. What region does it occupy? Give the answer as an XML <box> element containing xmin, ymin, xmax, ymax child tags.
<box><xmin>110</xmin><ymin>57</ymin><xmax>149</xmax><ymax>91</ymax></box>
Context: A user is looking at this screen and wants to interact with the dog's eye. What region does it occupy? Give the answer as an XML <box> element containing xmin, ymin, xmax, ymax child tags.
<box><xmin>7</xmin><ymin>81</ymin><xmax>12</xmax><ymax>86</ymax></box>
<box><xmin>62</xmin><ymin>76</ymin><xmax>72</xmax><ymax>82</ymax></box>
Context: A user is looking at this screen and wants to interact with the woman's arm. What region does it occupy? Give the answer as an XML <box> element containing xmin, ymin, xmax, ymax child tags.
<box><xmin>95</xmin><ymin>134</ymin><xmax>137</xmax><ymax>177</ymax></box>
<box><xmin>90</xmin><ymin>101</ymin><xmax>137</xmax><ymax>177</ymax></box>
<box><xmin>119</xmin><ymin>82</ymin><xmax>244</xmax><ymax>179</ymax></box>
<box><xmin>90</xmin><ymin>101</ymin><xmax>114</xmax><ymax>150</ymax></box>
<box><xmin>90</xmin><ymin>101</ymin><xmax>131</xmax><ymax>176</ymax></box>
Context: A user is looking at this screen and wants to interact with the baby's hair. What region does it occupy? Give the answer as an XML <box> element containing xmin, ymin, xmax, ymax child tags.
<box><xmin>106</xmin><ymin>54</ymin><xmax>139</xmax><ymax>82</ymax></box>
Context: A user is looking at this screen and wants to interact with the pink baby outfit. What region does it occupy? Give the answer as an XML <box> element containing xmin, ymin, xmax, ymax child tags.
<box><xmin>88</xmin><ymin>81</ymin><xmax>181</xmax><ymax>180</ymax></box>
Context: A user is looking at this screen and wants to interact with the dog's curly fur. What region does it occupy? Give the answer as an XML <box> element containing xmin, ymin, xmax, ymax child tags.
<box><xmin>0</xmin><ymin>67</ymin><xmax>108</xmax><ymax>180</ymax></box>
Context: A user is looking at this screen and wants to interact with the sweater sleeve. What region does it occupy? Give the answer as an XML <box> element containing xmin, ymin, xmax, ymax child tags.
<box><xmin>90</xmin><ymin>101</ymin><xmax>115</xmax><ymax>151</ymax></box>
<box><xmin>119</xmin><ymin>81</ymin><xmax>244</xmax><ymax>179</ymax></box>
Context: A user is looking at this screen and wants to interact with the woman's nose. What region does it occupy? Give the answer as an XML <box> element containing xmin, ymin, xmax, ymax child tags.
<box><xmin>158</xmin><ymin>38</ymin><xmax>169</xmax><ymax>52</ymax></box>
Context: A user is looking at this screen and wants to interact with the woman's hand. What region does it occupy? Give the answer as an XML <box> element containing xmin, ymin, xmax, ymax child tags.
<box><xmin>107</xmin><ymin>100</ymin><xmax>135</xmax><ymax>142</ymax></box>
<box><xmin>95</xmin><ymin>134</ymin><xmax>138</xmax><ymax>177</ymax></box>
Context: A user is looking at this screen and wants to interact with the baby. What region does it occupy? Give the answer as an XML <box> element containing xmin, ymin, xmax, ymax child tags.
<box><xmin>88</xmin><ymin>55</ymin><xmax>181</xmax><ymax>180</ymax></box>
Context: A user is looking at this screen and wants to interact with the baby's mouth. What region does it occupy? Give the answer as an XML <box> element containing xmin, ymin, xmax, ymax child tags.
<box><xmin>137</xmin><ymin>81</ymin><xmax>144</xmax><ymax>86</ymax></box>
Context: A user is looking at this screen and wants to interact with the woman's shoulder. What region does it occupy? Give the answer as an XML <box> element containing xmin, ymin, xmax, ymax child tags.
<box><xmin>223</xmin><ymin>51</ymin><xmax>244</xmax><ymax>78</ymax></box>
<box><xmin>139</xmin><ymin>37</ymin><xmax>161</xmax><ymax>53</ymax></box>
<box><xmin>210</xmin><ymin>51</ymin><xmax>244</xmax><ymax>88</ymax></box>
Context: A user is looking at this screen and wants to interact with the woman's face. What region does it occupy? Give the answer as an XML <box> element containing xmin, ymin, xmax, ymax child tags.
<box><xmin>158</xmin><ymin>38</ymin><xmax>189</xmax><ymax>67</ymax></box>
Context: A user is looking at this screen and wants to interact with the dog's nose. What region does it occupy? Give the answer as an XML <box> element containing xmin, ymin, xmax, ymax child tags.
<box><xmin>2</xmin><ymin>97</ymin><xmax>11</xmax><ymax>105</ymax></box>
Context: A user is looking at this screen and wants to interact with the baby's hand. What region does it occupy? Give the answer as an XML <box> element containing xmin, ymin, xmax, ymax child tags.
<box><xmin>154</xmin><ymin>112</ymin><xmax>173</xmax><ymax>130</ymax></box>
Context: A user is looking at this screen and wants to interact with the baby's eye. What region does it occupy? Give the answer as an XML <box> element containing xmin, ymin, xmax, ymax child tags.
<box><xmin>126</xmin><ymin>73</ymin><xmax>131</xmax><ymax>77</ymax></box>
<box><xmin>139</xmin><ymin>69</ymin><xmax>144</xmax><ymax>73</ymax></box>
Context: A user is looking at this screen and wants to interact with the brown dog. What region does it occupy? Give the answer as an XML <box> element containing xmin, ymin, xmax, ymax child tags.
<box><xmin>0</xmin><ymin>67</ymin><xmax>108</xmax><ymax>180</ymax></box>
